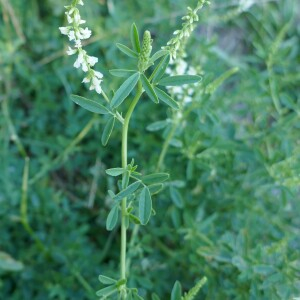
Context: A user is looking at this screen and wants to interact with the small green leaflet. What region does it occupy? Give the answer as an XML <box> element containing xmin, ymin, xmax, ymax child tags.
<box><xmin>158</xmin><ymin>75</ymin><xmax>202</xmax><ymax>86</ymax></box>
<box><xmin>171</xmin><ymin>281</ymin><xmax>182</xmax><ymax>300</ymax></box>
<box><xmin>109</xmin><ymin>69</ymin><xmax>137</xmax><ymax>77</ymax></box>
<box><xmin>139</xmin><ymin>186</ymin><xmax>152</xmax><ymax>225</ymax></box>
<box><xmin>116</xmin><ymin>43</ymin><xmax>138</xmax><ymax>58</ymax></box>
<box><xmin>130</xmin><ymin>23</ymin><xmax>141</xmax><ymax>53</ymax></box>
<box><xmin>149</xmin><ymin>50</ymin><xmax>170</xmax><ymax>64</ymax></box>
<box><xmin>152</xmin><ymin>54</ymin><xmax>170</xmax><ymax>83</ymax></box>
<box><xmin>70</xmin><ymin>95</ymin><xmax>109</xmax><ymax>114</ymax></box>
<box><xmin>105</xmin><ymin>168</ymin><xmax>125</xmax><ymax>176</ymax></box>
<box><xmin>170</xmin><ymin>186</ymin><xmax>184</xmax><ymax>208</ymax></box>
<box><xmin>140</xmin><ymin>74</ymin><xmax>158</xmax><ymax>103</ymax></box>
<box><xmin>154</xmin><ymin>87</ymin><xmax>179</xmax><ymax>110</ymax></box>
<box><xmin>98</xmin><ymin>275</ymin><xmax>117</xmax><ymax>285</ymax></box>
<box><xmin>101</xmin><ymin>116</ymin><xmax>115</xmax><ymax>146</ymax></box>
<box><xmin>106</xmin><ymin>205</ymin><xmax>119</xmax><ymax>231</ymax></box>
<box><xmin>148</xmin><ymin>183</ymin><xmax>163</xmax><ymax>195</ymax></box>
<box><xmin>142</xmin><ymin>173</ymin><xmax>169</xmax><ymax>185</ymax></box>
<box><xmin>129</xmin><ymin>214</ymin><xmax>141</xmax><ymax>225</ymax></box>
<box><xmin>114</xmin><ymin>181</ymin><xmax>141</xmax><ymax>201</ymax></box>
<box><xmin>111</xmin><ymin>73</ymin><xmax>140</xmax><ymax>109</ymax></box>
<box><xmin>146</xmin><ymin>120</ymin><xmax>169</xmax><ymax>132</ymax></box>
<box><xmin>122</xmin><ymin>170</ymin><xmax>130</xmax><ymax>189</ymax></box>
<box><xmin>96</xmin><ymin>285</ymin><xmax>118</xmax><ymax>297</ymax></box>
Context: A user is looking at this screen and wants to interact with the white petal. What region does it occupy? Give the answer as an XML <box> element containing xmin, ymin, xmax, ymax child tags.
<box><xmin>66</xmin><ymin>47</ymin><xmax>77</xmax><ymax>55</ymax></box>
<box><xmin>87</xmin><ymin>56</ymin><xmax>98</xmax><ymax>66</ymax></box>
<box><xmin>93</xmin><ymin>71</ymin><xmax>103</xmax><ymax>79</ymax></box>
<box><xmin>95</xmin><ymin>84</ymin><xmax>102</xmax><ymax>94</ymax></box>
<box><xmin>59</xmin><ymin>27</ymin><xmax>69</xmax><ymax>35</ymax></box>
<box><xmin>74</xmin><ymin>12</ymin><xmax>81</xmax><ymax>24</ymax></box>
<box><xmin>74</xmin><ymin>58</ymin><xmax>81</xmax><ymax>68</ymax></box>
<box><xmin>80</xmin><ymin>27</ymin><xmax>92</xmax><ymax>39</ymax></box>
<box><xmin>82</xmin><ymin>62</ymin><xmax>89</xmax><ymax>72</ymax></box>
<box><xmin>68</xmin><ymin>30</ymin><xmax>75</xmax><ymax>41</ymax></box>
<box><xmin>78</xmin><ymin>0</ymin><xmax>84</xmax><ymax>5</ymax></box>
<box><xmin>82</xmin><ymin>77</ymin><xmax>90</xmax><ymax>83</ymax></box>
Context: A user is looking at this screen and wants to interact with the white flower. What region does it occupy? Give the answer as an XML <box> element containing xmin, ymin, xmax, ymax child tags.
<box><xmin>79</xmin><ymin>27</ymin><xmax>92</xmax><ymax>39</ymax></box>
<box><xmin>66</xmin><ymin>46</ymin><xmax>77</xmax><ymax>55</ymax></box>
<box><xmin>66</xmin><ymin>12</ymin><xmax>73</xmax><ymax>23</ymax></box>
<box><xmin>68</xmin><ymin>30</ymin><xmax>75</xmax><ymax>41</ymax></box>
<box><xmin>94</xmin><ymin>71</ymin><xmax>103</xmax><ymax>79</ymax></box>
<box><xmin>74</xmin><ymin>39</ymin><xmax>82</xmax><ymax>48</ymax></box>
<box><xmin>59</xmin><ymin>27</ymin><xmax>69</xmax><ymax>35</ymax></box>
<box><xmin>74</xmin><ymin>51</ymin><xmax>84</xmax><ymax>68</ymax></box>
<box><xmin>90</xmin><ymin>77</ymin><xmax>102</xmax><ymax>94</ymax></box>
<box><xmin>82</xmin><ymin>76</ymin><xmax>90</xmax><ymax>83</ymax></box>
<box><xmin>60</xmin><ymin>1</ymin><xmax>103</xmax><ymax>95</ymax></box>
<box><xmin>87</xmin><ymin>56</ymin><xmax>98</xmax><ymax>66</ymax></box>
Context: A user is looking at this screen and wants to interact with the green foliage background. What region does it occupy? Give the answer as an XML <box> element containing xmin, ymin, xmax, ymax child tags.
<box><xmin>0</xmin><ymin>0</ymin><xmax>299</xmax><ymax>299</ymax></box>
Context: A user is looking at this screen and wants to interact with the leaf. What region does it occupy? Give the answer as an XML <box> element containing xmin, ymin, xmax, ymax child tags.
<box><xmin>148</xmin><ymin>183</ymin><xmax>163</xmax><ymax>195</ymax></box>
<box><xmin>70</xmin><ymin>95</ymin><xmax>109</xmax><ymax>114</ymax></box>
<box><xmin>171</xmin><ymin>281</ymin><xmax>182</xmax><ymax>300</ymax></box>
<box><xmin>96</xmin><ymin>285</ymin><xmax>118</xmax><ymax>297</ymax></box>
<box><xmin>149</xmin><ymin>50</ymin><xmax>170</xmax><ymax>64</ymax></box>
<box><xmin>111</xmin><ymin>73</ymin><xmax>140</xmax><ymax>109</ymax></box>
<box><xmin>142</xmin><ymin>173</ymin><xmax>169</xmax><ymax>185</ymax></box>
<box><xmin>139</xmin><ymin>186</ymin><xmax>152</xmax><ymax>225</ymax></box>
<box><xmin>129</xmin><ymin>214</ymin><xmax>141</xmax><ymax>224</ymax></box>
<box><xmin>98</xmin><ymin>275</ymin><xmax>117</xmax><ymax>285</ymax></box>
<box><xmin>122</xmin><ymin>170</ymin><xmax>130</xmax><ymax>189</ymax></box>
<box><xmin>101</xmin><ymin>116</ymin><xmax>115</xmax><ymax>146</ymax></box>
<box><xmin>105</xmin><ymin>168</ymin><xmax>125</xmax><ymax>176</ymax></box>
<box><xmin>154</xmin><ymin>87</ymin><xmax>179</xmax><ymax>110</ymax></box>
<box><xmin>116</xmin><ymin>43</ymin><xmax>138</xmax><ymax>58</ymax></box>
<box><xmin>0</xmin><ymin>252</ymin><xmax>24</xmax><ymax>272</ymax></box>
<box><xmin>146</xmin><ymin>120</ymin><xmax>169</xmax><ymax>132</ymax></box>
<box><xmin>151</xmin><ymin>54</ymin><xmax>170</xmax><ymax>83</ymax></box>
<box><xmin>114</xmin><ymin>181</ymin><xmax>141</xmax><ymax>201</ymax></box>
<box><xmin>106</xmin><ymin>205</ymin><xmax>119</xmax><ymax>231</ymax></box>
<box><xmin>170</xmin><ymin>186</ymin><xmax>184</xmax><ymax>208</ymax></box>
<box><xmin>140</xmin><ymin>74</ymin><xmax>158</xmax><ymax>103</ymax></box>
<box><xmin>109</xmin><ymin>69</ymin><xmax>137</xmax><ymax>77</ymax></box>
<box><xmin>158</xmin><ymin>75</ymin><xmax>202</xmax><ymax>86</ymax></box>
<box><xmin>130</xmin><ymin>23</ymin><xmax>141</xmax><ymax>53</ymax></box>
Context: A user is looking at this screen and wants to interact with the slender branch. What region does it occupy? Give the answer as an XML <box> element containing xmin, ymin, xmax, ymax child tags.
<box><xmin>120</xmin><ymin>81</ymin><xmax>143</xmax><ymax>288</ymax></box>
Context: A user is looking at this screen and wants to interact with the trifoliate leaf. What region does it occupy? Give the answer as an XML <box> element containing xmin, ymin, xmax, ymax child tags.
<box><xmin>140</xmin><ymin>74</ymin><xmax>158</xmax><ymax>103</ymax></box>
<box><xmin>101</xmin><ymin>116</ymin><xmax>115</xmax><ymax>146</ymax></box>
<box><xmin>106</xmin><ymin>205</ymin><xmax>119</xmax><ymax>231</ymax></box>
<box><xmin>116</xmin><ymin>43</ymin><xmax>139</xmax><ymax>58</ymax></box>
<box><xmin>111</xmin><ymin>73</ymin><xmax>140</xmax><ymax>109</ymax></box>
<box><xmin>105</xmin><ymin>168</ymin><xmax>125</xmax><ymax>176</ymax></box>
<box><xmin>151</xmin><ymin>54</ymin><xmax>170</xmax><ymax>83</ymax></box>
<box><xmin>109</xmin><ymin>69</ymin><xmax>137</xmax><ymax>77</ymax></box>
<box><xmin>130</xmin><ymin>23</ymin><xmax>141</xmax><ymax>53</ymax></box>
<box><xmin>71</xmin><ymin>95</ymin><xmax>109</xmax><ymax>114</ymax></box>
<box><xmin>114</xmin><ymin>181</ymin><xmax>141</xmax><ymax>201</ymax></box>
<box><xmin>154</xmin><ymin>87</ymin><xmax>179</xmax><ymax>110</ymax></box>
<box><xmin>158</xmin><ymin>75</ymin><xmax>202</xmax><ymax>86</ymax></box>
<box><xmin>142</xmin><ymin>173</ymin><xmax>169</xmax><ymax>185</ymax></box>
<box><xmin>139</xmin><ymin>186</ymin><xmax>152</xmax><ymax>225</ymax></box>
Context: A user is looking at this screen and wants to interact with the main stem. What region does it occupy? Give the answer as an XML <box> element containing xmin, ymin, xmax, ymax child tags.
<box><xmin>120</xmin><ymin>81</ymin><xmax>143</xmax><ymax>283</ymax></box>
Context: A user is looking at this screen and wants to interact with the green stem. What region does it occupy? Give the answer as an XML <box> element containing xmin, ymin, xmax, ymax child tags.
<box><xmin>120</xmin><ymin>81</ymin><xmax>143</xmax><ymax>286</ymax></box>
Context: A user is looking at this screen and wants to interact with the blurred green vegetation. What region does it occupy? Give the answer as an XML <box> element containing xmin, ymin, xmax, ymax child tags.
<box><xmin>0</xmin><ymin>0</ymin><xmax>299</xmax><ymax>299</ymax></box>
